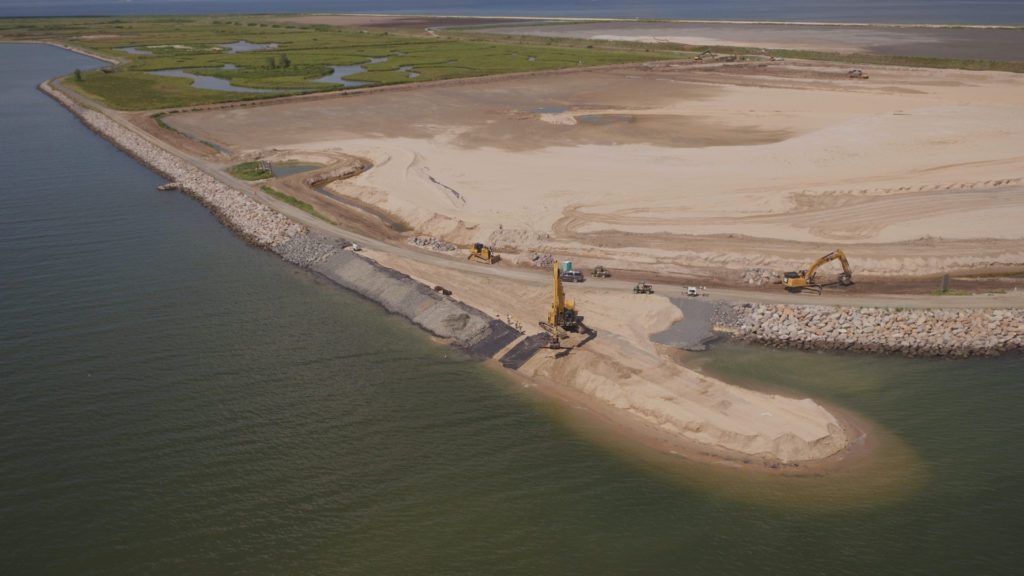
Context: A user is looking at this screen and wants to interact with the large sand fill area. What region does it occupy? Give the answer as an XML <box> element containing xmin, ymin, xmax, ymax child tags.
<box><xmin>476</xmin><ymin>21</ymin><xmax>1024</xmax><ymax>61</ymax></box>
<box><xmin>167</xmin><ymin>60</ymin><xmax>1024</xmax><ymax>280</ymax></box>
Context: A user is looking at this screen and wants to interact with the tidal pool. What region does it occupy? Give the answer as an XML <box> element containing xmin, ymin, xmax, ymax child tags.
<box><xmin>271</xmin><ymin>163</ymin><xmax>320</xmax><ymax>177</ymax></box>
<box><xmin>150</xmin><ymin>68</ymin><xmax>275</xmax><ymax>93</ymax></box>
<box><xmin>220</xmin><ymin>40</ymin><xmax>277</xmax><ymax>53</ymax></box>
<box><xmin>117</xmin><ymin>47</ymin><xmax>152</xmax><ymax>55</ymax></box>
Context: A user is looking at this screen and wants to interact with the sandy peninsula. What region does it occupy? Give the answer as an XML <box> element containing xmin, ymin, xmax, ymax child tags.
<box><xmin>42</xmin><ymin>16</ymin><xmax>1024</xmax><ymax>470</ymax></box>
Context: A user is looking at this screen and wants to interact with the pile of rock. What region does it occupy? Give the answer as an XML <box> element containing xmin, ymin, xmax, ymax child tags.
<box><xmin>274</xmin><ymin>232</ymin><xmax>349</xmax><ymax>267</ymax></box>
<box><xmin>43</xmin><ymin>82</ymin><xmax>304</xmax><ymax>249</ymax></box>
<box><xmin>740</xmin><ymin>268</ymin><xmax>780</xmax><ymax>286</ymax></box>
<box><xmin>729</xmin><ymin>303</ymin><xmax>1023</xmax><ymax>357</ymax></box>
<box><xmin>710</xmin><ymin>301</ymin><xmax>739</xmax><ymax>327</ymax></box>
<box><xmin>529</xmin><ymin>252</ymin><xmax>555</xmax><ymax>268</ymax></box>
<box><xmin>408</xmin><ymin>235</ymin><xmax>456</xmax><ymax>252</ymax></box>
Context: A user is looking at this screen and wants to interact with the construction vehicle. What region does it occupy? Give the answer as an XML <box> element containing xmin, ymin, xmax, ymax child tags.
<box><xmin>468</xmin><ymin>242</ymin><xmax>499</xmax><ymax>264</ymax></box>
<box><xmin>686</xmin><ymin>287</ymin><xmax>699</xmax><ymax>297</ymax></box>
<box><xmin>558</xmin><ymin>261</ymin><xmax>584</xmax><ymax>282</ymax></box>
<box><xmin>540</xmin><ymin>261</ymin><xmax>586</xmax><ymax>348</ymax></box>
<box><xmin>561</xmin><ymin>270</ymin><xmax>585</xmax><ymax>283</ymax></box>
<box><xmin>634</xmin><ymin>281</ymin><xmax>654</xmax><ymax>294</ymax></box>
<box><xmin>694</xmin><ymin>49</ymin><xmax>713</xmax><ymax>61</ymax></box>
<box><xmin>591</xmin><ymin>265</ymin><xmax>611</xmax><ymax>278</ymax></box>
<box><xmin>782</xmin><ymin>249</ymin><xmax>853</xmax><ymax>294</ymax></box>
<box><xmin>847</xmin><ymin>69</ymin><xmax>869</xmax><ymax>79</ymax></box>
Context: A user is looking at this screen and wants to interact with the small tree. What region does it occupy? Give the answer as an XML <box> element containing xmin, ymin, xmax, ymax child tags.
<box><xmin>266</xmin><ymin>56</ymin><xmax>276</xmax><ymax>69</ymax></box>
<box><xmin>278</xmin><ymin>53</ymin><xmax>291</xmax><ymax>69</ymax></box>
<box><xmin>74</xmin><ymin>68</ymin><xmax>82</xmax><ymax>81</ymax></box>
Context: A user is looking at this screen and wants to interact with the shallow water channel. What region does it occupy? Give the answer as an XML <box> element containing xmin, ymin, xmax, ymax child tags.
<box><xmin>150</xmin><ymin>64</ymin><xmax>274</xmax><ymax>93</ymax></box>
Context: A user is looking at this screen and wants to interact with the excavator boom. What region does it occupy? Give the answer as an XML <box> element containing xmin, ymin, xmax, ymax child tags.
<box><xmin>783</xmin><ymin>249</ymin><xmax>853</xmax><ymax>292</ymax></box>
<box><xmin>546</xmin><ymin>261</ymin><xmax>581</xmax><ymax>331</ymax></box>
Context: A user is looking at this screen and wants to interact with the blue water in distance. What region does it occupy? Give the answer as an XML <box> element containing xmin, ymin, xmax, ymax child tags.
<box><xmin>1</xmin><ymin>0</ymin><xmax>1023</xmax><ymax>25</ymax></box>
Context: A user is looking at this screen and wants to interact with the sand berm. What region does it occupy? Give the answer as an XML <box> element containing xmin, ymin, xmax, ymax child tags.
<box><xmin>39</xmin><ymin>79</ymin><xmax>853</xmax><ymax>468</ymax></box>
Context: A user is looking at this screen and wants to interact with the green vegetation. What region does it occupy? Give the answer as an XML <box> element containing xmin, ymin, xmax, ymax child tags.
<box><xmin>260</xmin><ymin>185</ymin><xmax>331</xmax><ymax>222</ymax></box>
<box><xmin>0</xmin><ymin>15</ymin><xmax>680</xmax><ymax>110</ymax></box>
<box><xmin>229</xmin><ymin>161</ymin><xmax>272</xmax><ymax>181</ymax></box>
<box><xmin>15</xmin><ymin>14</ymin><xmax>1015</xmax><ymax>111</ymax></box>
<box><xmin>64</xmin><ymin>69</ymin><xmax>280</xmax><ymax>109</ymax></box>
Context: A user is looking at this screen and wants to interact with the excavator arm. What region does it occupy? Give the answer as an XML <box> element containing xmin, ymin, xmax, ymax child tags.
<box><xmin>783</xmin><ymin>249</ymin><xmax>853</xmax><ymax>292</ymax></box>
<box><xmin>546</xmin><ymin>261</ymin><xmax>580</xmax><ymax>330</ymax></box>
<box><xmin>805</xmin><ymin>249</ymin><xmax>853</xmax><ymax>285</ymax></box>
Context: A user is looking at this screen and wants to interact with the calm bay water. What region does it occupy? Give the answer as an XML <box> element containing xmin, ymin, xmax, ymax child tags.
<box><xmin>2</xmin><ymin>44</ymin><xmax>1024</xmax><ymax>575</ymax></box>
<box><xmin>1</xmin><ymin>0</ymin><xmax>1023</xmax><ymax>25</ymax></box>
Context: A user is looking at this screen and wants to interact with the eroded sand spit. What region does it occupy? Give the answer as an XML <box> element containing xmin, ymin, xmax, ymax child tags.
<box><xmin>40</xmin><ymin>79</ymin><xmax>851</xmax><ymax>466</ymax></box>
<box><xmin>730</xmin><ymin>303</ymin><xmax>1024</xmax><ymax>357</ymax></box>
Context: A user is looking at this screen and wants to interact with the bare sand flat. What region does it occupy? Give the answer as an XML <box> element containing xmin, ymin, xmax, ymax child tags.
<box><xmin>167</xmin><ymin>60</ymin><xmax>1024</xmax><ymax>279</ymax></box>
<box><xmin>476</xmin><ymin>21</ymin><xmax>1024</xmax><ymax>61</ymax></box>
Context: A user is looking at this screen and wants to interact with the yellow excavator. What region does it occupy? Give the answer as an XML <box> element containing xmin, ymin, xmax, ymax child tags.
<box><xmin>782</xmin><ymin>249</ymin><xmax>853</xmax><ymax>294</ymax></box>
<box><xmin>540</xmin><ymin>261</ymin><xmax>585</xmax><ymax>348</ymax></box>
<box><xmin>468</xmin><ymin>243</ymin><xmax>499</xmax><ymax>264</ymax></box>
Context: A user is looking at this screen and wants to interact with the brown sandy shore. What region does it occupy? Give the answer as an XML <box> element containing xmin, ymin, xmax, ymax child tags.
<box><xmin>36</xmin><ymin>33</ymin><xmax>1024</xmax><ymax>474</ymax></box>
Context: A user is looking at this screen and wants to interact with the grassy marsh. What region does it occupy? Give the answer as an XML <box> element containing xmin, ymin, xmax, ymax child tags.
<box><xmin>1</xmin><ymin>15</ymin><xmax>680</xmax><ymax>110</ymax></box>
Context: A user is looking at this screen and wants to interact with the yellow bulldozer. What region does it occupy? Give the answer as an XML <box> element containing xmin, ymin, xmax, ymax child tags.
<box><xmin>540</xmin><ymin>261</ymin><xmax>586</xmax><ymax>348</ymax></box>
<box><xmin>782</xmin><ymin>249</ymin><xmax>853</xmax><ymax>294</ymax></box>
<box><xmin>467</xmin><ymin>242</ymin><xmax>499</xmax><ymax>264</ymax></box>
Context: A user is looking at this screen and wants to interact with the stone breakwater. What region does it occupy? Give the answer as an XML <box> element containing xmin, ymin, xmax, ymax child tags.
<box><xmin>729</xmin><ymin>303</ymin><xmax>1023</xmax><ymax>357</ymax></box>
<box><xmin>41</xmin><ymin>81</ymin><xmax>304</xmax><ymax>248</ymax></box>
<box><xmin>42</xmin><ymin>81</ymin><xmax>521</xmax><ymax>358</ymax></box>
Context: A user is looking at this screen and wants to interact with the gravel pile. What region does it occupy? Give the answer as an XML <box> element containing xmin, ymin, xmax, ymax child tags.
<box><xmin>729</xmin><ymin>303</ymin><xmax>1023</xmax><ymax>357</ymax></box>
<box><xmin>740</xmin><ymin>268</ymin><xmax>780</xmax><ymax>286</ymax></box>
<box><xmin>529</xmin><ymin>253</ymin><xmax>555</xmax><ymax>268</ymax></box>
<box><xmin>408</xmin><ymin>235</ymin><xmax>456</xmax><ymax>252</ymax></box>
<box><xmin>274</xmin><ymin>232</ymin><xmax>349</xmax><ymax>267</ymax></box>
